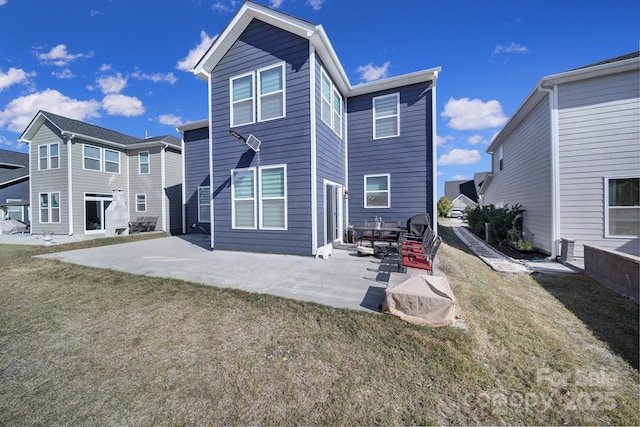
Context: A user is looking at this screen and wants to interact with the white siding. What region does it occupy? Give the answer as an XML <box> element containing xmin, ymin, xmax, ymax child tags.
<box><xmin>483</xmin><ymin>97</ymin><xmax>553</xmax><ymax>253</ymax></box>
<box><xmin>558</xmin><ymin>70</ymin><xmax>640</xmax><ymax>257</ymax></box>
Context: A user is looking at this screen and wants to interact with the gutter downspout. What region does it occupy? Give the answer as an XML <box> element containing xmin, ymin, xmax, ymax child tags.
<box><xmin>431</xmin><ymin>71</ymin><xmax>439</xmax><ymax>235</ymax></box>
<box><xmin>309</xmin><ymin>44</ymin><xmax>318</xmax><ymax>254</ymax></box>
<box><xmin>161</xmin><ymin>143</ymin><xmax>168</xmax><ymax>232</ymax></box>
<box><xmin>206</xmin><ymin>70</ymin><xmax>215</xmax><ymax>250</ymax></box>
<box><xmin>62</xmin><ymin>132</ymin><xmax>75</xmax><ymax>235</ymax></box>
<box><xmin>179</xmin><ymin>130</ymin><xmax>186</xmax><ymax>235</ymax></box>
<box><xmin>538</xmin><ymin>83</ymin><xmax>560</xmax><ymax>257</ymax></box>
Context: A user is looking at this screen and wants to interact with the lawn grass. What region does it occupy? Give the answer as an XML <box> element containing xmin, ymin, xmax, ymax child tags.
<box><xmin>1</xmin><ymin>229</ymin><xmax>638</xmax><ymax>425</ymax></box>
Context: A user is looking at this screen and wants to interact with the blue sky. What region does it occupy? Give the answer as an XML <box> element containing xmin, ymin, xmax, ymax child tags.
<box><xmin>0</xmin><ymin>0</ymin><xmax>638</xmax><ymax>197</ymax></box>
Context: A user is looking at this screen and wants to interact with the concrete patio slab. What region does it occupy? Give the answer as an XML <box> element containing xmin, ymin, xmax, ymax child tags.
<box><xmin>35</xmin><ymin>235</ymin><xmax>410</xmax><ymax>313</ymax></box>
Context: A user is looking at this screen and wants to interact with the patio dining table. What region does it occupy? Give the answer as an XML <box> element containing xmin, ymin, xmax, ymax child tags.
<box><xmin>353</xmin><ymin>225</ymin><xmax>404</xmax><ymax>258</ymax></box>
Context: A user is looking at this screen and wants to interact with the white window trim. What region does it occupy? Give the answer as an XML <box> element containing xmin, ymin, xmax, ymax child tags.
<box><xmin>257</xmin><ymin>62</ymin><xmax>286</xmax><ymax>123</ymax></box>
<box><xmin>198</xmin><ymin>186</ymin><xmax>211</xmax><ymax>223</ymax></box>
<box><xmin>373</xmin><ymin>93</ymin><xmax>400</xmax><ymax>140</ymax></box>
<box><xmin>82</xmin><ymin>143</ymin><xmax>102</xmax><ymax>172</ymax></box>
<box><xmin>39</xmin><ymin>191</ymin><xmax>61</xmax><ymax>223</ymax></box>
<box><xmin>135</xmin><ymin>194</ymin><xmax>147</xmax><ymax>213</ymax></box>
<box><xmin>6</xmin><ymin>199</ymin><xmax>24</xmax><ymax>222</ymax></box>
<box><xmin>604</xmin><ymin>176</ymin><xmax>639</xmax><ymax>238</ymax></box>
<box><xmin>364</xmin><ymin>173</ymin><xmax>391</xmax><ymax>209</ymax></box>
<box><xmin>104</xmin><ymin>148</ymin><xmax>120</xmax><ymax>174</ymax></box>
<box><xmin>231</xmin><ymin>167</ymin><xmax>257</xmax><ymax>230</ymax></box>
<box><xmin>259</xmin><ymin>164</ymin><xmax>288</xmax><ymax>230</ymax></box>
<box><xmin>38</xmin><ymin>143</ymin><xmax>59</xmax><ymax>171</ymax></box>
<box><xmin>332</xmin><ymin>87</ymin><xmax>343</xmax><ymax>137</ymax></box>
<box><xmin>230</xmin><ymin>71</ymin><xmax>256</xmax><ymax>128</ymax></box>
<box><xmin>320</xmin><ymin>68</ymin><xmax>343</xmax><ymax>138</ymax></box>
<box><xmin>139</xmin><ymin>151</ymin><xmax>150</xmax><ymax>174</ymax></box>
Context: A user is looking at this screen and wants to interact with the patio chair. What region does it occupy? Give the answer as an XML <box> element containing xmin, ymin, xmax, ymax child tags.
<box><xmin>356</xmin><ymin>220</ymin><xmax>378</xmax><ymax>246</ymax></box>
<box><xmin>381</xmin><ymin>220</ymin><xmax>401</xmax><ymax>242</ymax></box>
<box><xmin>400</xmin><ymin>235</ymin><xmax>442</xmax><ymax>274</ymax></box>
<box><xmin>142</xmin><ymin>216</ymin><xmax>158</xmax><ymax>232</ymax></box>
<box><xmin>129</xmin><ymin>216</ymin><xmax>145</xmax><ymax>233</ymax></box>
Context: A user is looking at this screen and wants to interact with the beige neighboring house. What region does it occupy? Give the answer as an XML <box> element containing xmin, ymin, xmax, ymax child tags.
<box><xmin>480</xmin><ymin>52</ymin><xmax>639</xmax><ymax>258</ymax></box>
<box><xmin>18</xmin><ymin>111</ymin><xmax>182</xmax><ymax>236</ymax></box>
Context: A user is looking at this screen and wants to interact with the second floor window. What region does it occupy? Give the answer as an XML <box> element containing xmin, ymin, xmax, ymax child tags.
<box><xmin>230</xmin><ymin>63</ymin><xmax>286</xmax><ymax>128</ymax></box>
<box><xmin>139</xmin><ymin>151</ymin><xmax>150</xmax><ymax>174</ymax></box>
<box><xmin>373</xmin><ymin>93</ymin><xmax>400</xmax><ymax>139</ymax></box>
<box><xmin>38</xmin><ymin>143</ymin><xmax>59</xmax><ymax>170</ymax></box>
<box><xmin>104</xmin><ymin>149</ymin><xmax>120</xmax><ymax>173</ymax></box>
<box><xmin>321</xmin><ymin>69</ymin><xmax>342</xmax><ymax>137</ymax></box>
<box><xmin>83</xmin><ymin>145</ymin><xmax>101</xmax><ymax>171</ymax></box>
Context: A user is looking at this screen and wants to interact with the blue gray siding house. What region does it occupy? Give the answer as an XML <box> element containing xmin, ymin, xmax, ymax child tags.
<box><xmin>0</xmin><ymin>149</ymin><xmax>30</xmax><ymax>224</ymax></box>
<box><xmin>188</xmin><ymin>1</ymin><xmax>439</xmax><ymax>256</ymax></box>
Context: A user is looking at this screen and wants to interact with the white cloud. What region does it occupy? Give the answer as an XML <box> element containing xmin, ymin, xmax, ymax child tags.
<box><xmin>0</xmin><ymin>89</ymin><xmax>101</xmax><ymax>132</ymax></box>
<box><xmin>437</xmin><ymin>148</ymin><xmax>482</xmax><ymax>166</ymax></box>
<box><xmin>176</xmin><ymin>31</ymin><xmax>218</xmax><ymax>72</ymax></box>
<box><xmin>452</xmin><ymin>174</ymin><xmax>469</xmax><ymax>180</ymax></box>
<box><xmin>37</xmin><ymin>44</ymin><xmax>94</xmax><ymax>66</ymax></box>
<box><xmin>212</xmin><ymin>2</ymin><xmax>233</xmax><ymax>12</ymax></box>
<box><xmin>436</xmin><ymin>135</ymin><xmax>454</xmax><ymax>146</ymax></box>
<box><xmin>131</xmin><ymin>70</ymin><xmax>177</xmax><ymax>84</ymax></box>
<box><xmin>0</xmin><ymin>0</ymin><xmax>8</xmax><ymax>6</ymax></box>
<box><xmin>158</xmin><ymin>114</ymin><xmax>182</xmax><ymax>126</ymax></box>
<box><xmin>52</xmin><ymin>69</ymin><xmax>75</xmax><ymax>79</ymax></box>
<box><xmin>493</xmin><ymin>42</ymin><xmax>529</xmax><ymax>55</ymax></box>
<box><xmin>102</xmin><ymin>94</ymin><xmax>145</xmax><ymax>117</ymax></box>
<box><xmin>89</xmin><ymin>9</ymin><xmax>101</xmax><ymax>17</ymax></box>
<box><xmin>0</xmin><ymin>67</ymin><xmax>34</xmax><ymax>91</ymax></box>
<box><xmin>467</xmin><ymin>134</ymin><xmax>485</xmax><ymax>145</ymax></box>
<box><xmin>307</xmin><ymin>0</ymin><xmax>325</xmax><ymax>10</ymax></box>
<box><xmin>99</xmin><ymin>64</ymin><xmax>112</xmax><ymax>72</ymax></box>
<box><xmin>355</xmin><ymin>61</ymin><xmax>390</xmax><ymax>83</ymax></box>
<box><xmin>95</xmin><ymin>73</ymin><xmax>127</xmax><ymax>94</ymax></box>
<box><xmin>441</xmin><ymin>97</ymin><xmax>508</xmax><ymax>130</ymax></box>
<box><xmin>270</xmin><ymin>0</ymin><xmax>284</xmax><ymax>7</ymax></box>
<box><xmin>437</xmin><ymin>171</ymin><xmax>444</xmax><ymax>177</ymax></box>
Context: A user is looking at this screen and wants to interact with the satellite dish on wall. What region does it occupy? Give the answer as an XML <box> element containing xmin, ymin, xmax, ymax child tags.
<box><xmin>245</xmin><ymin>134</ymin><xmax>261</xmax><ymax>152</ymax></box>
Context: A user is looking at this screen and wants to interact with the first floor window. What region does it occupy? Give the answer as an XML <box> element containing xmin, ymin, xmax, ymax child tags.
<box><xmin>198</xmin><ymin>187</ymin><xmax>211</xmax><ymax>222</ymax></box>
<box><xmin>373</xmin><ymin>93</ymin><xmax>400</xmax><ymax>139</ymax></box>
<box><xmin>232</xmin><ymin>168</ymin><xmax>256</xmax><ymax>229</ymax></box>
<box><xmin>136</xmin><ymin>194</ymin><xmax>147</xmax><ymax>212</ymax></box>
<box><xmin>40</xmin><ymin>192</ymin><xmax>60</xmax><ymax>223</ymax></box>
<box><xmin>606</xmin><ymin>177</ymin><xmax>639</xmax><ymax>237</ymax></box>
<box><xmin>6</xmin><ymin>202</ymin><xmax>24</xmax><ymax>222</ymax></box>
<box><xmin>364</xmin><ymin>174</ymin><xmax>390</xmax><ymax>208</ymax></box>
<box><xmin>260</xmin><ymin>165</ymin><xmax>287</xmax><ymax>229</ymax></box>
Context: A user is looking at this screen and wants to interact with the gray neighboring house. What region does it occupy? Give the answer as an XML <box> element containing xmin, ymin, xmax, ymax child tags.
<box><xmin>444</xmin><ymin>178</ymin><xmax>480</xmax><ymax>211</ymax></box>
<box><xmin>0</xmin><ymin>148</ymin><xmax>30</xmax><ymax>224</ymax></box>
<box><xmin>18</xmin><ymin>111</ymin><xmax>183</xmax><ymax>235</ymax></box>
<box><xmin>481</xmin><ymin>52</ymin><xmax>639</xmax><ymax>258</ymax></box>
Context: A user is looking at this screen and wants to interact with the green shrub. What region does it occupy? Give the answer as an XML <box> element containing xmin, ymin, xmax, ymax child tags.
<box><xmin>466</xmin><ymin>204</ymin><xmax>525</xmax><ymax>243</ymax></box>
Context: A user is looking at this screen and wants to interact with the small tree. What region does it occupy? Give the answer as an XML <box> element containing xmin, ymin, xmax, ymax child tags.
<box><xmin>437</xmin><ymin>196</ymin><xmax>453</xmax><ymax>218</ymax></box>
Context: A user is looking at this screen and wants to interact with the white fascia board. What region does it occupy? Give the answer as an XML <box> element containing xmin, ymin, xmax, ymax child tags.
<box><xmin>487</xmin><ymin>56</ymin><xmax>639</xmax><ymax>154</ymax></box>
<box><xmin>18</xmin><ymin>112</ymin><xmax>61</xmax><ymax>143</ymax></box>
<box><xmin>192</xmin><ymin>2</ymin><xmax>318</xmax><ymax>81</ymax></box>
<box><xmin>310</xmin><ymin>26</ymin><xmax>351</xmax><ymax>95</ymax></box>
<box><xmin>348</xmin><ymin>67</ymin><xmax>441</xmax><ymax>97</ymax></box>
<box><xmin>540</xmin><ymin>56</ymin><xmax>639</xmax><ymax>87</ymax></box>
<box><xmin>176</xmin><ymin>119</ymin><xmax>209</xmax><ymax>133</ymax></box>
